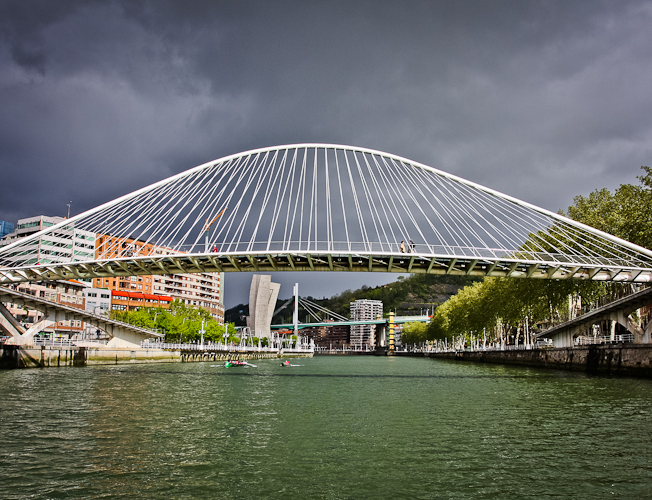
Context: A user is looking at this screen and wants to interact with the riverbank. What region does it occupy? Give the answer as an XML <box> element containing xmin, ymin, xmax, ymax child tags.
<box><xmin>424</xmin><ymin>344</ymin><xmax>652</xmax><ymax>378</ymax></box>
<box><xmin>0</xmin><ymin>344</ymin><xmax>310</xmax><ymax>369</ymax></box>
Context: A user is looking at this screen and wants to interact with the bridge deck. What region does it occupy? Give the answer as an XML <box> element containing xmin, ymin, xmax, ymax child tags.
<box><xmin>1</xmin><ymin>250</ymin><xmax>650</xmax><ymax>285</ymax></box>
<box><xmin>0</xmin><ymin>286</ymin><xmax>163</xmax><ymax>339</ymax></box>
<box><xmin>535</xmin><ymin>286</ymin><xmax>652</xmax><ymax>339</ymax></box>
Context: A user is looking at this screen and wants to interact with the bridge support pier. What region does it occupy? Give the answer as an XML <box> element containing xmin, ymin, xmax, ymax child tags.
<box><xmin>609</xmin><ymin>311</ymin><xmax>646</xmax><ymax>343</ymax></box>
<box><xmin>644</xmin><ymin>319</ymin><xmax>652</xmax><ymax>344</ymax></box>
<box><xmin>0</xmin><ymin>302</ymin><xmax>25</xmax><ymax>338</ymax></box>
<box><xmin>20</xmin><ymin>317</ymin><xmax>55</xmax><ymax>345</ymax></box>
<box><xmin>553</xmin><ymin>326</ymin><xmax>576</xmax><ymax>348</ymax></box>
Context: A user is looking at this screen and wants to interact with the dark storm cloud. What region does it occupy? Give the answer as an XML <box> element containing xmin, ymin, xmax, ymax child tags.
<box><xmin>1</xmin><ymin>0</ymin><xmax>652</xmax><ymax>305</ymax></box>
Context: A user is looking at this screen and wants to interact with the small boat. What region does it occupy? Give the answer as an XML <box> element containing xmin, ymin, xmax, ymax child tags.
<box><xmin>224</xmin><ymin>360</ymin><xmax>257</xmax><ymax>368</ymax></box>
<box><xmin>280</xmin><ymin>360</ymin><xmax>301</xmax><ymax>367</ymax></box>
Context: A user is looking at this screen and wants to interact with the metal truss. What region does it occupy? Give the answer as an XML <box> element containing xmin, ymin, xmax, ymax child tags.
<box><xmin>1</xmin><ymin>144</ymin><xmax>651</xmax><ymax>284</ymax></box>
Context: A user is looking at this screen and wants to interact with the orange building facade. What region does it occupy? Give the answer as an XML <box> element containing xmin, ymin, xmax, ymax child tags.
<box><xmin>110</xmin><ymin>290</ymin><xmax>173</xmax><ymax>312</ymax></box>
<box><xmin>93</xmin><ymin>234</ymin><xmax>224</xmax><ymax>322</ymax></box>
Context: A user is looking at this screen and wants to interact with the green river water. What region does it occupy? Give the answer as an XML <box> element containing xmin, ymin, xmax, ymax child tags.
<box><xmin>1</xmin><ymin>356</ymin><xmax>652</xmax><ymax>499</ymax></box>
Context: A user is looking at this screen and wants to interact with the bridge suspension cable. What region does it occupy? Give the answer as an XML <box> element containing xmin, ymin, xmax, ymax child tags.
<box><xmin>1</xmin><ymin>144</ymin><xmax>651</xmax><ymax>284</ymax></box>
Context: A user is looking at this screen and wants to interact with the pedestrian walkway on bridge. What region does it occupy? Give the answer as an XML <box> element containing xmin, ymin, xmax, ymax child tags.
<box><xmin>0</xmin><ymin>286</ymin><xmax>163</xmax><ymax>348</ymax></box>
<box><xmin>535</xmin><ymin>286</ymin><xmax>652</xmax><ymax>347</ymax></box>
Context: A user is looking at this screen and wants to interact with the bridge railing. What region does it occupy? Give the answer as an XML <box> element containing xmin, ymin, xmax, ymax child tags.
<box><xmin>575</xmin><ymin>334</ymin><xmax>634</xmax><ymax>345</ymax></box>
<box><xmin>141</xmin><ymin>342</ymin><xmax>314</xmax><ymax>353</ymax></box>
<box><xmin>32</xmin><ymin>338</ymin><xmax>109</xmax><ymax>348</ymax></box>
<box><xmin>172</xmin><ymin>241</ymin><xmax>617</xmax><ymax>265</ymax></box>
<box><xmin>314</xmin><ymin>346</ymin><xmax>376</xmax><ymax>353</ymax></box>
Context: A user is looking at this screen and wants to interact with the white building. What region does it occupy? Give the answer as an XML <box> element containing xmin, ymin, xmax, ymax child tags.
<box><xmin>0</xmin><ymin>215</ymin><xmax>96</xmax><ymax>266</ymax></box>
<box><xmin>83</xmin><ymin>288</ymin><xmax>111</xmax><ymax>315</ymax></box>
<box><xmin>350</xmin><ymin>299</ymin><xmax>383</xmax><ymax>348</ymax></box>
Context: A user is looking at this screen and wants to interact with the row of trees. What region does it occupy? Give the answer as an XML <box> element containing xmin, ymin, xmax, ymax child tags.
<box><xmin>401</xmin><ymin>166</ymin><xmax>651</xmax><ymax>346</ymax></box>
<box><xmin>111</xmin><ymin>300</ymin><xmax>238</xmax><ymax>343</ymax></box>
<box><xmin>400</xmin><ymin>277</ymin><xmax>608</xmax><ymax>345</ymax></box>
<box><xmin>565</xmin><ymin>166</ymin><xmax>651</xmax><ymax>250</ymax></box>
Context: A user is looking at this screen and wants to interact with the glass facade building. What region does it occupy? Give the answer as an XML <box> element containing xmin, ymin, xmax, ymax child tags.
<box><xmin>0</xmin><ymin>220</ymin><xmax>14</xmax><ymax>238</ymax></box>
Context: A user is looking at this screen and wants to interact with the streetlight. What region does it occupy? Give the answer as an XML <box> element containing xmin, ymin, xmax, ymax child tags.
<box><xmin>199</xmin><ymin>319</ymin><xmax>205</xmax><ymax>347</ymax></box>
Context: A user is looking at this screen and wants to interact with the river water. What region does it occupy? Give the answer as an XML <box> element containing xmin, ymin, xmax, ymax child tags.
<box><xmin>1</xmin><ymin>356</ymin><xmax>651</xmax><ymax>499</ymax></box>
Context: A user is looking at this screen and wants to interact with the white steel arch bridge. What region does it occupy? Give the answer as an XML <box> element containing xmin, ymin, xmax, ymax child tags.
<box><xmin>1</xmin><ymin>144</ymin><xmax>652</xmax><ymax>285</ymax></box>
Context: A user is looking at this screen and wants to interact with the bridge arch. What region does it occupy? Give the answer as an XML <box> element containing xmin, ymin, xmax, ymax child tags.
<box><xmin>1</xmin><ymin>144</ymin><xmax>651</xmax><ymax>284</ymax></box>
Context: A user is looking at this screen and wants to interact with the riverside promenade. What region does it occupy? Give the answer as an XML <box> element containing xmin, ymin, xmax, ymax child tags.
<box><xmin>418</xmin><ymin>345</ymin><xmax>652</xmax><ymax>378</ymax></box>
<box><xmin>0</xmin><ymin>340</ymin><xmax>314</xmax><ymax>369</ymax></box>
<box><xmin>314</xmin><ymin>344</ymin><xmax>652</xmax><ymax>378</ymax></box>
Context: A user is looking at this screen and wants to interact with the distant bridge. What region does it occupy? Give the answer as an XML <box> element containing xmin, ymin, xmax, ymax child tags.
<box><xmin>1</xmin><ymin>144</ymin><xmax>651</xmax><ymax>285</ymax></box>
<box><xmin>536</xmin><ymin>287</ymin><xmax>652</xmax><ymax>347</ymax></box>
<box><xmin>0</xmin><ymin>286</ymin><xmax>163</xmax><ymax>347</ymax></box>
<box><xmin>270</xmin><ymin>315</ymin><xmax>431</xmax><ymax>330</ymax></box>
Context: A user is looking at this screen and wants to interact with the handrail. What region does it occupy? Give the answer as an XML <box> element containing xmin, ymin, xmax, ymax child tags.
<box><xmin>140</xmin><ymin>341</ymin><xmax>314</xmax><ymax>353</ymax></box>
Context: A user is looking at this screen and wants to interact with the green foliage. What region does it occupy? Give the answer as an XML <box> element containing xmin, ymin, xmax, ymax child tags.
<box><xmin>111</xmin><ymin>300</ymin><xmax>236</xmax><ymax>343</ymax></box>
<box><xmin>400</xmin><ymin>321</ymin><xmax>429</xmax><ymax>344</ymax></box>
<box><xmin>423</xmin><ymin>168</ymin><xmax>651</xmax><ymax>345</ymax></box>
<box><xmin>565</xmin><ymin>166</ymin><xmax>652</xmax><ymax>250</ymax></box>
<box><xmin>425</xmin><ymin>277</ymin><xmax>606</xmax><ymax>343</ymax></box>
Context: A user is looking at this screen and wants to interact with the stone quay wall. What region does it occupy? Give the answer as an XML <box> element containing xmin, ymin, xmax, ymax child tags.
<box><xmin>425</xmin><ymin>345</ymin><xmax>652</xmax><ymax>378</ymax></box>
<box><xmin>0</xmin><ymin>345</ymin><xmax>295</xmax><ymax>369</ymax></box>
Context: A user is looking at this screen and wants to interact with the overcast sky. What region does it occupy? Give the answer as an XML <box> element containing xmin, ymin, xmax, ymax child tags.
<box><xmin>1</xmin><ymin>0</ymin><xmax>651</xmax><ymax>307</ymax></box>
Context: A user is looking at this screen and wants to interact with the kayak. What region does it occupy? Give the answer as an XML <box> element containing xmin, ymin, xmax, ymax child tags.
<box><xmin>224</xmin><ymin>360</ymin><xmax>257</xmax><ymax>368</ymax></box>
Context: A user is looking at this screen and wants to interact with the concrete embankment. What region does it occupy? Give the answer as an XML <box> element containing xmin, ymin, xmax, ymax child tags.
<box><xmin>425</xmin><ymin>345</ymin><xmax>652</xmax><ymax>378</ymax></box>
<box><xmin>0</xmin><ymin>345</ymin><xmax>288</xmax><ymax>369</ymax></box>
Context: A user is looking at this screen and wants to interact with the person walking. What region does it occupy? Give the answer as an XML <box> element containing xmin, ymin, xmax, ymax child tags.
<box><xmin>400</xmin><ymin>241</ymin><xmax>406</xmax><ymax>253</ymax></box>
<box><xmin>409</xmin><ymin>239</ymin><xmax>415</xmax><ymax>253</ymax></box>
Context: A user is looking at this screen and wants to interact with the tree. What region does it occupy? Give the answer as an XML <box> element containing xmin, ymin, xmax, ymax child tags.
<box><xmin>110</xmin><ymin>300</ymin><xmax>236</xmax><ymax>343</ymax></box>
<box><xmin>565</xmin><ymin>166</ymin><xmax>652</xmax><ymax>250</ymax></box>
<box><xmin>400</xmin><ymin>321</ymin><xmax>428</xmax><ymax>344</ymax></box>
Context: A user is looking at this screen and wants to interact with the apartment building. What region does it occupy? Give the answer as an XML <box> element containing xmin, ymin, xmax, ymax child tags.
<box><xmin>83</xmin><ymin>288</ymin><xmax>112</xmax><ymax>314</ymax></box>
<box><xmin>93</xmin><ymin>234</ymin><xmax>224</xmax><ymax>323</ymax></box>
<box><xmin>302</xmin><ymin>321</ymin><xmax>350</xmax><ymax>348</ymax></box>
<box><xmin>350</xmin><ymin>299</ymin><xmax>383</xmax><ymax>348</ymax></box>
<box><xmin>110</xmin><ymin>290</ymin><xmax>173</xmax><ymax>312</ymax></box>
<box><xmin>152</xmin><ymin>274</ymin><xmax>224</xmax><ymax>323</ymax></box>
<box><xmin>0</xmin><ymin>215</ymin><xmax>96</xmax><ymax>265</ymax></box>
